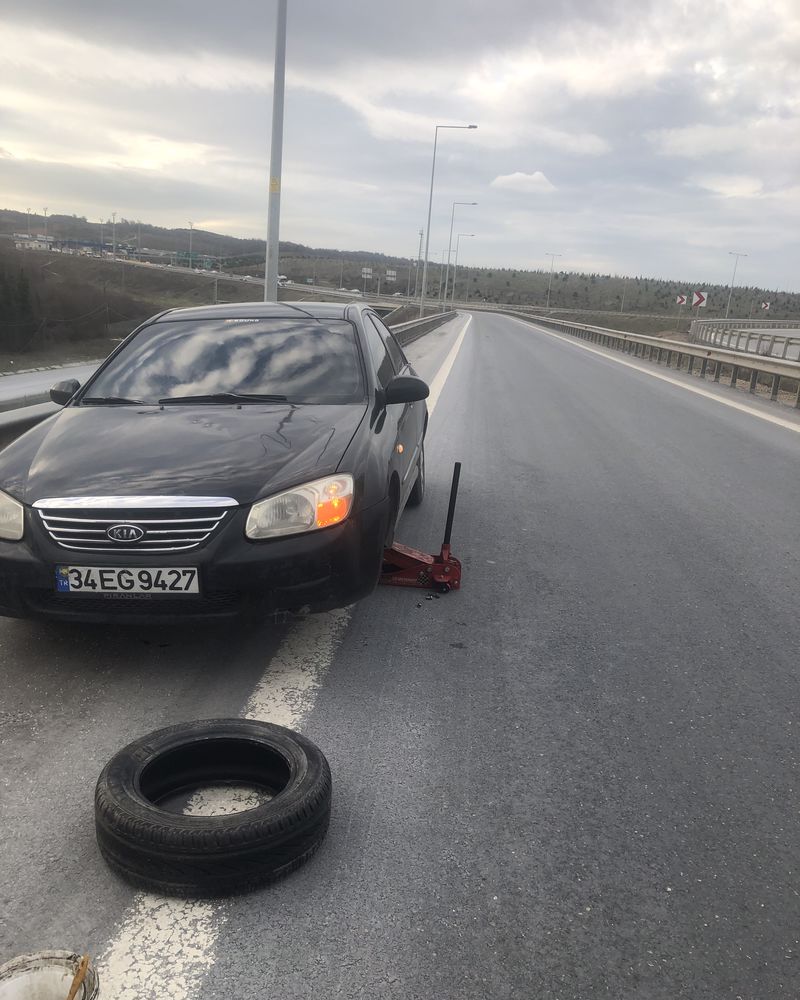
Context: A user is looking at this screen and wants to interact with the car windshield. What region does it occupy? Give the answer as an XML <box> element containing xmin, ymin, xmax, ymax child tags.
<box><xmin>81</xmin><ymin>317</ymin><xmax>365</xmax><ymax>405</ymax></box>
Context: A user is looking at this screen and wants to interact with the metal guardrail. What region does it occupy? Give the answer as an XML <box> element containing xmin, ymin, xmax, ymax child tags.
<box><xmin>390</xmin><ymin>311</ymin><xmax>458</xmax><ymax>347</ymax></box>
<box><xmin>504</xmin><ymin>312</ymin><xmax>800</xmax><ymax>408</ymax></box>
<box><xmin>690</xmin><ymin>319</ymin><xmax>800</xmax><ymax>361</ymax></box>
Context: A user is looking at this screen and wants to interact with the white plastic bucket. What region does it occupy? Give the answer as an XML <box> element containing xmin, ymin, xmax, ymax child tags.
<box><xmin>0</xmin><ymin>951</ymin><xmax>99</xmax><ymax>1000</ymax></box>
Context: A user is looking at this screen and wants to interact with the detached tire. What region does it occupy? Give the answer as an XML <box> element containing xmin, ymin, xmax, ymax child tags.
<box><xmin>95</xmin><ymin>719</ymin><xmax>331</xmax><ymax>897</ymax></box>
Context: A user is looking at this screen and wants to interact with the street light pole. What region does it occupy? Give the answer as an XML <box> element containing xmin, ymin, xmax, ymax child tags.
<box><xmin>442</xmin><ymin>201</ymin><xmax>477</xmax><ymax>312</ymax></box>
<box><xmin>43</xmin><ymin>207</ymin><xmax>48</xmax><ymax>242</ymax></box>
<box><xmin>264</xmin><ymin>0</ymin><xmax>287</xmax><ymax>302</ymax></box>
<box><xmin>413</xmin><ymin>228</ymin><xmax>423</xmax><ymax>299</ymax></box>
<box><xmin>450</xmin><ymin>233</ymin><xmax>475</xmax><ymax>309</ymax></box>
<box><xmin>419</xmin><ymin>123</ymin><xmax>477</xmax><ymax>317</ymax></box>
<box><xmin>111</xmin><ymin>211</ymin><xmax>116</xmax><ymax>259</ymax></box>
<box><xmin>26</xmin><ymin>208</ymin><xmax>31</xmax><ymax>237</ymax></box>
<box><xmin>545</xmin><ymin>252</ymin><xmax>562</xmax><ymax>309</ymax></box>
<box><xmin>188</xmin><ymin>221</ymin><xmax>193</xmax><ymax>270</ymax></box>
<box><xmin>725</xmin><ymin>251</ymin><xmax>747</xmax><ymax>319</ymax></box>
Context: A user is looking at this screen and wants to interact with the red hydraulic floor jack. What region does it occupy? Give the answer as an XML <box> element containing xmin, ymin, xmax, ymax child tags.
<box><xmin>380</xmin><ymin>462</ymin><xmax>463</xmax><ymax>593</ymax></box>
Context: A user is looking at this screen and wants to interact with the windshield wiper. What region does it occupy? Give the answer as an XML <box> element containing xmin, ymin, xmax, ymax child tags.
<box><xmin>158</xmin><ymin>392</ymin><xmax>289</xmax><ymax>404</ymax></box>
<box><xmin>81</xmin><ymin>396</ymin><xmax>147</xmax><ymax>405</ymax></box>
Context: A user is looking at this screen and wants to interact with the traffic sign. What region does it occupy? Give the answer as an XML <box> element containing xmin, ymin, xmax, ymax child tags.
<box><xmin>386</xmin><ymin>269</ymin><xmax>396</xmax><ymax>282</ymax></box>
<box><xmin>761</xmin><ymin>301</ymin><xmax>770</xmax><ymax>311</ymax></box>
<box><xmin>692</xmin><ymin>291</ymin><xmax>707</xmax><ymax>308</ymax></box>
<box><xmin>361</xmin><ymin>267</ymin><xmax>372</xmax><ymax>278</ymax></box>
<box><xmin>676</xmin><ymin>294</ymin><xmax>687</xmax><ymax>306</ymax></box>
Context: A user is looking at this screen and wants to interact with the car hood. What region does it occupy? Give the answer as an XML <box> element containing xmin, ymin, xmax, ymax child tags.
<box><xmin>0</xmin><ymin>403</ymin><xmax>367</xmax><ymax>505</ymax></box>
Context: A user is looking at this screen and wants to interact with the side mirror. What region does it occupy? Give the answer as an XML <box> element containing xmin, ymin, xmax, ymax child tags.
<box><xmin>384</xmin><ymin>375</ymin><xmax>430</xmax><ymax>405</ymax></box>
<box><xmin>50</xmin><ymin>379</ymin><xmax>81</xmax><ymax>405</ymax></box>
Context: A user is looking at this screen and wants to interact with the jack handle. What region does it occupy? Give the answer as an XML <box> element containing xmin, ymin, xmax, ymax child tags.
<box><xmin>443</xmin><ymin>461</ymin><xmax>461</xmax><ymax>547</ymax></box>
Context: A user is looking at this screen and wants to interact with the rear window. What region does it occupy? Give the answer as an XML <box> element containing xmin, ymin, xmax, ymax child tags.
<box><xmin>84</xmin><ymin>317</ymin><xmax>366</xmax><ymax>404</ymax></box>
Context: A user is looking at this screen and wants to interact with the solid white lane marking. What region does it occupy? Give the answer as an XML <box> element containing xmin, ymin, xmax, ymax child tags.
<box><xmin>244</xmin><ymin>608</ymin><xmax>350</xmax><ymax>724</ymax></box>
<box><xmin>98</xmin><ymin>321</ymin><xmax>471</xmax><ymax>998</ymax></box>
<box><xmin>427</xmin><ymin>314</ymin><xmax>471</xmax><ymax>415</ymax></box>
<box><xmin>99</xmin><ymin>609</ymin><xmax>351</xmax><ymax>1000</ymax></box>
<box><xmin>510</xmin><ymin>316</ymin><xmax>800</xmax><ymax>435</ymax></box>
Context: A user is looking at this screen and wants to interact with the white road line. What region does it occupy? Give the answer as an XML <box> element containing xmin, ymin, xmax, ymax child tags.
<box><xmin>510</xmin><ymin>316</ymin><xmax>800</xmax><ymax>436</ymax></box>
<box><xmin>96</xmin><ymin>318</ymin><xmax>472</xmax><ymax>997</ymax></box>
<box><xmin>426</xmin><ymin>313</ymin><xmax>471</xmax><ymax>415</ymax></box>
<box><xmin>98</xmin><ymin>610</ymin><xmax>351</xmax><ymax>1000</ymax></box>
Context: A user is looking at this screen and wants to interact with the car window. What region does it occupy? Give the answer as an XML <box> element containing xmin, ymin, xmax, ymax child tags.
<box><xmin>362</xmin><ymin>316</ymin><xmax>396</xmax><ymax>388</ymax></box>
<box><xmin>83</xmin><ymin>318</ymin><xmax>366</xmax><ymax>404</ymax></box>
<box><xmin>368</xmin><ymin>314</ymin><xmax>407</xmax><ymax>372</ymax></box>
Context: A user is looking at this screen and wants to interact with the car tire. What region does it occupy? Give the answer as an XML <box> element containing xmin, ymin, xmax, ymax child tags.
<box><xmin>94</xmin><ymin>718</ymin><xmax>331</xmax><ymax>897</ymax></box>
<box><xmin>406</xmin><ymin>444</ymin><xmax>425</xmax><ymax>507</ymax></box>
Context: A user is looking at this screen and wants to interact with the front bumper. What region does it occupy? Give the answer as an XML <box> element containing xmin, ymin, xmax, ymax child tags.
<box><xmin>0</xmin><ymin>500</ymin><xmax>388</xmax><ymax>623</ymax></box>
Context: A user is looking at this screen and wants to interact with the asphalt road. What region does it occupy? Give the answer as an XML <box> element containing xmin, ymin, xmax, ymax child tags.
<box><xmin>1</xmin><ymin>311</ymin><xmax>798</xmax><ymax>998</ymax></box>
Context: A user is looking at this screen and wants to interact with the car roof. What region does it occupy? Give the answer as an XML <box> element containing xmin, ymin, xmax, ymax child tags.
<box><xmin>154</xmin><ymin>301</ymin><xmax>369</xmax><ymax>323</ymax></box>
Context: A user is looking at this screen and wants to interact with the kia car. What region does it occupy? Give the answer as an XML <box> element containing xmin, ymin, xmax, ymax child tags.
<box><xmin>0</xmin><ymin>302</ymin><xmax>428</xmax><ymax>623</ymax></box>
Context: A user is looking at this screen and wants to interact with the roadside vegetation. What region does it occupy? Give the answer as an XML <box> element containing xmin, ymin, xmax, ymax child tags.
<box><xmin>1</xmin><ymin>208</ymin><xmax>798</xmax><ymax>368</ymax></box>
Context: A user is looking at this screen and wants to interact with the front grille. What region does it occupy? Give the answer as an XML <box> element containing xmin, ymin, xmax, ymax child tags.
<box><xmin>33</xmin><ymin>495</ymin><xmax>238</xmax><ymax>553</ymax></box>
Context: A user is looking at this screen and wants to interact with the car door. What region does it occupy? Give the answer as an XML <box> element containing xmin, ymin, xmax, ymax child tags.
<box><xmin>365</xmin><ymin>313</ymin><xmax>423</xmax><ymax>506</ymax></box>
<box><xmin>361</xmin><ymin>314</ymin><xmax>413</xmax><ymax>503</ymax></box>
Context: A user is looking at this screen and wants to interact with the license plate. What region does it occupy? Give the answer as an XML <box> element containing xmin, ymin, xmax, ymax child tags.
<box><xmin>55</xmin><ymin>566</ymin><xmax>199</xmax><ymax>595</ymax></box>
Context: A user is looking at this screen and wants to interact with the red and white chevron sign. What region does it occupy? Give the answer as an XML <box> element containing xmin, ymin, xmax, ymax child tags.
<box><xmin>676</xmin><ymin>294</ymin><xmax>687</xmax><ymax>305</ymax></box>
<box><xmin>761</xmin><ymin>301</ymin><xmax>770</xmax><ymax>311</ymax></box>
<box><xmin>692</xmin><ymin>291</ymin><xmax>707</xmax><ymax>308</ymax></box>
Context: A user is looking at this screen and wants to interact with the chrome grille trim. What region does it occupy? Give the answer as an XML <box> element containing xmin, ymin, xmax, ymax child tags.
<box><xmin>34</xmin><ymin>496</ymin><xmax>237</xmax><ymax>509</ymax></box>
<box><xmin>35</xmin><ymin>496</ymin><xmax>237</xmax><ymax>553</ymax></box>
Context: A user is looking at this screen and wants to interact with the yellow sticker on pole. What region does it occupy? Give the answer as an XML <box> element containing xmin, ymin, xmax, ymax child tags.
<box><xmin>269</xmin><ymin>177</ymin><xmax>281</xmax><ymax>193</ymax></box>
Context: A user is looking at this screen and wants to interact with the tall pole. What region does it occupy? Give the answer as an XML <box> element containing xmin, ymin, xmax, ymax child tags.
<box><xmin>725</xmin><ymin>251</ymin><xmax>747</xmax><ymax>319</ymax></box>
<box><xmin>419</xmin><ymin>123</ymin><xmax>477</xmax><ymax>317</ymax></box>
<box><xmin>43</xmin><ymin>207</ymin><xmax>48</xmax><ymax>241</ymax></box>
<box><xmin>545</xmin><ymin>252</ymin><xmax>562</xmax><ymax>309</ymax></box>
<box><xmin>451</xmin><ymin>233</ymin><xmax>475</xmax><ymax>309</ymax></box>
<box><xmin>413</xmin><ymin>228</ymin><xmax>423</xmax><ymax>299</ymax></box>
<box><xmin>442</xmin><ymin>201</ymin><xmax>477</xmax><ymax>312</ymax></box>
<box><xmin>620</xmin><ymin>276</ymin><xmax>627</xmax><ymax>313</ymax></box>
<box><xmin>99</xmin><ymin>219</ymin><xmax>104</xmax><ymax>255</ymax></box>
<box><xmin>111</xmin><ymin>211</ymin><xmax>116</xmax><ymax>259</ymax></box>
<box><xmin>339</xmin><ymin>256</ymin><xmax>344</xmax><ymax>288</ymax></box>
<box><xmin>264</xmin><ymin>0</ymin><xmax>287</xmax><ymax>302</ymax></box>
<box><xmin>137</xmin><ymin>220</ymin><xmax>142</xmax><ymax>259</ymax></box>
<box><xmin>188</xmin><ymin>221</ymin><xmax>193</xmax><ymax>270</ymax></box>
<box><xmin>26</xmin><ymin>208</ymin><xmax>31</xmax><ymax>236</ymax></box>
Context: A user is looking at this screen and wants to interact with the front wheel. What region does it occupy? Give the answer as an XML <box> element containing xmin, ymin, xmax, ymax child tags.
<box><xmin>407</xmin><ymin>445</ymin><xmax>425</xmax><ymax>507</ymax></box>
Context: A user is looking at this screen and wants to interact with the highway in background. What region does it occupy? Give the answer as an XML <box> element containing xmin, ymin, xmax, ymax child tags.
<box><xmin>1</xmin><ymin>312</ymin><xmax>798</xmax><ymax>998</ymax></box>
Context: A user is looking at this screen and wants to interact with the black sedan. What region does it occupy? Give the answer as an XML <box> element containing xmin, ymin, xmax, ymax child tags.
<box><xmin>0</xmin><ymin>302</ymin><xmax>429</xmax><ymax>622</ymax></box>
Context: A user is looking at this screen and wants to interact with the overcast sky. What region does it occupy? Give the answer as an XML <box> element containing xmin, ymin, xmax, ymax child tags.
<box><xmin>1</xmin><ymin>0</ymin><xmax>799</xmax><ymax>289</ymax></box>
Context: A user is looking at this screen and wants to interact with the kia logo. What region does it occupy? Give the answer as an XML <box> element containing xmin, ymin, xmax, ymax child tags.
<box><xmin>107</xmin><ymin>524</ymin><xmax>145</xmax><ymax>542</ymax></box>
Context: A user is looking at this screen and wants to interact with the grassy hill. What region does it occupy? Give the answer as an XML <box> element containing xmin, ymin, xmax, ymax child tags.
<box><xmin>1</xmin><ymin>207</ymin><xmax>798</xmax><ymax>368</ymax></box>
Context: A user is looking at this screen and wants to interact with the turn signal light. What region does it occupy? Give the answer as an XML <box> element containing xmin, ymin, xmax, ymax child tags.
<box><xmin>316</xmin><ymin>494</ymin><xmax>352</xmax><ymax>528</ymax></box>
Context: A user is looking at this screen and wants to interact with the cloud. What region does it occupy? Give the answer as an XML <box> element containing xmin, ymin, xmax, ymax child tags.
<box><xmin>490</xmin><ymin>171</ymin><xmax>556</xmax><ymax>194</ymax></box>
<box><xmin>691</xmin><ymin>175</ymin><xmax>764</xmax><ymax>199</ymax></box>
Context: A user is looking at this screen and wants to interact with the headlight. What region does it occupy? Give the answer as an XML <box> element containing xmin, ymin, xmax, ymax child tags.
<box><xmin>246</xmin><ymin>475</ymin><xmax>354</xmax><ymax>540</ymax></box>
<box><xmin>0</xmin><ymin>490</ymin><xmax>24</xmax><ymax>541</ymax></box>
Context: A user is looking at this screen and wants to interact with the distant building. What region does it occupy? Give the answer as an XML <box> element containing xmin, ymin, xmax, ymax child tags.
<box><xmin>15</xmin><ymin>238</ymin><xmax>50</xmax><ymax>251</ymax></box>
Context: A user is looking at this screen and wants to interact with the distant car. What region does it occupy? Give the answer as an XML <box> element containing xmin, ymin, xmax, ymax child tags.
<box><xmin>0</xmin><ymin>302</ymin><xmax>428</xmax><ymax>623</ymax></box>
<box><xmin>393</xmin><ymin>292</ymin><xmax>403</xmax><ymax>297</ymax></box>
<box><xmin>349</xmin><ymin>289</ymin><xmax>362</xmax><ymax>295</ymax></box>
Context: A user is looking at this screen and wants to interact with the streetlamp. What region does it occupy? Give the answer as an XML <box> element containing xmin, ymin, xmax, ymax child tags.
<box><xmin>450</xmin><ymin>233</ymin><xmax>475</xmax><ymax>308</ymax></box>
<box><xmin>545</xmin><ymin>252</ymin><xmax>562</xmax><ymax>309</ymax></box>
<box><xmin>188</xmin><ymin>221</ymin><xmax>193</xmax><ymax>270</ymax></box>
<box><xmin>99</xmin><ymin>219</ymin><xmax>104</xmax><ymax>255</ymax></box>
<box><xmin>26</xmin><ymin>208</ymin><xmax>31</xmax><ymax>237</ymax></box>
<box><xmin>442</xmin><ymin>201</ymin><xmax>477</xmax><ymax>311</ymax></box>
<box><xmin>725</xmin><ymin>251</ymin><xmax>747</xmax><ymax>319</ymax></box>
<box><xmin>419</xmin><ymin>123</ymin><xmax>478</xmax><ymax>317</ymax></box>
<box><xmin>111</xmin><ymin>211</ymin><xmax>117</xmax><ymax>259</ymax></box>
<box><xmin>43</xmin><ymin>207</ymin><xmax>48</xmax><ymax>242</ymax></box>
<box><xmin>263</xmin><ymin>0</ymin><xmax>287</xmax><ymax>302</ymax></box>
